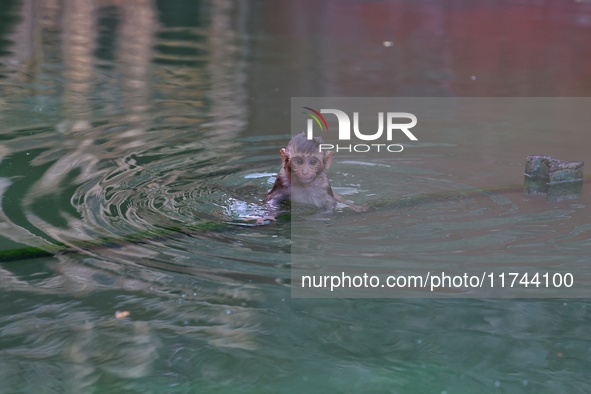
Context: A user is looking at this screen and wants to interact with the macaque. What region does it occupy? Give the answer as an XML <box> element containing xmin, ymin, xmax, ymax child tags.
<box><xmin>260</xmin><ymin>132</ymin><xmax>366</xmax><ymax>223</ymax></box>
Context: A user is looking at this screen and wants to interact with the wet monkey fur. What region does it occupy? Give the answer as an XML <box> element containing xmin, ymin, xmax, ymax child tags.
<box><xmin>261</xmin><ymin>132</ymin><xmax>366</xmax><ymax>222</ymax></box>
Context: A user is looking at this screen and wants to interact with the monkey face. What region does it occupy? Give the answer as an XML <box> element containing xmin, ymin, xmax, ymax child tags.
<box><xmin>290</xmin><ymin>155</ymin><xmax>323</xmax><ymax>184</ymax></box>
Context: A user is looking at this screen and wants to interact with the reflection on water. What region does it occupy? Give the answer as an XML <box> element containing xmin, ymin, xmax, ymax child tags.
<box><xmin>0</xmin><ymin>0</ymin><xmax>591</xmax><ymax>392</ymax></box>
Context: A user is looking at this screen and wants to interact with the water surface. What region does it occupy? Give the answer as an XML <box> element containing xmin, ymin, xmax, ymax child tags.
<box><xmin>1</xmin><ymin>1</ymin><xmax>591</xmax><ymax>392</ymax></box>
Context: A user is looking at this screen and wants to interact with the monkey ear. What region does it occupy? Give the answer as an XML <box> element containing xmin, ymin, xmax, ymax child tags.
<box><xmin>324</xmin><ymin>151</ymin><xmax>333</xmax><ymax>169</ymax></box>
<box><xmin>280</xmin><ymin>148</ymin><xmax>287</xmax><ymax>161</ymax></box>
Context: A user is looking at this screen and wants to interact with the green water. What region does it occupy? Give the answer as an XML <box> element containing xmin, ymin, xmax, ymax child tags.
<box><xmin>1</xmin><ymin>0</ymin><xmax>591</xmax><ymax>393</ymax></box>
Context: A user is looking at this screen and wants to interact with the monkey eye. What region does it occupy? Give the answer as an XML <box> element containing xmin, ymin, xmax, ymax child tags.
<box><xmin>309</xmin><ymin>159</ymin><xmax>318</xmax><ymax>166</ymax></box>
<box><xmin>294</xmin><ymin>158</ymin><xmax>304</xmax><ymax>165</ymax></box>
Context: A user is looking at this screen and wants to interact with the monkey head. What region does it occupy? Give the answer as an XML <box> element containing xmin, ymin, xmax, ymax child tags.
<box><xmin>280</xmin><ymin>132</ymin><xmax>333</xmax><ymax>185</ymax></box>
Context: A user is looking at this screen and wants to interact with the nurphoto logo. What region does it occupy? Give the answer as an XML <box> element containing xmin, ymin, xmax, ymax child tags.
<box><xmin>302</xmin><ymin>107</ymin><xmax>418</xmax><ymax>153</ymax></box>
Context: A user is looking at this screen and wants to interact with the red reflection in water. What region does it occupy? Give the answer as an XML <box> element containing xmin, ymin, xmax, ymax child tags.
<box><xmin>251</xmin><ymin>0</ymin><xmax>591</xmax><ymax>97</ymax></box>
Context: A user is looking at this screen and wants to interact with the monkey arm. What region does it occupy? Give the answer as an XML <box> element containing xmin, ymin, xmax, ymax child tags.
<box><xmin>263</xmin><ymin>177</ymin><xmax>289</xmax><ymax>206</ymax></box>
<box><xmin>334</xmin><ymin>192</ymin><xmax>369</xmax><ymax>212</ymax></box>
<box><xmin>258</xmin><ymin>169</ymin><xmax>290</xmax><ymax>224</ymax></box>
<box><xmin>256</xmin><ymin>199</ymin><xmax>285</xmax><ymax>224</ymax></box>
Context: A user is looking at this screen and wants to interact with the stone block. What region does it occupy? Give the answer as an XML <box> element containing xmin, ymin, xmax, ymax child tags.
<box><xmin>524</xmin><ymin>155</ymin><xmax>584</xmax><ymax>200</ymax></box>
<box><xmin>548</xmin><ymin>160</ymin><xmax>584</xmax><ymax>184</ymax></box>
<box><xmin>524</xmin><ymin>155</ymin><xmax>552</xmax><ymax>179</ymax></box>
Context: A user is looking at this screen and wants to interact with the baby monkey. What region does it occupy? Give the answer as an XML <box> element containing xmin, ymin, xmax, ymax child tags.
<box><xmin>261</xmin><ymin>132</ymin><xmax>366</xmax><ymax>222</ymax></box>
